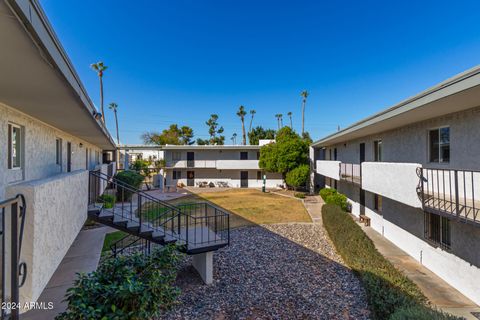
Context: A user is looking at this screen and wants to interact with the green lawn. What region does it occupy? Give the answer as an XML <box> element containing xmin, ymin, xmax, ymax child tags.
<box><xmin>102</xmin><ymin>231</ymin><xmax>127</xmax><ymax>252</ymax></box>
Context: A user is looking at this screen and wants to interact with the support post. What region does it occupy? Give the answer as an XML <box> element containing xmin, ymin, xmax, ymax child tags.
<box><xmin>192</xmin><ymin>251</ymin><xmax>213</xmax><ymax>285</ymax></box>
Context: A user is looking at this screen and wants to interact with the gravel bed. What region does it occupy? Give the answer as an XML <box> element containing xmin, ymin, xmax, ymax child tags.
<box><xmin>160</xmin><ymin>223</ymin><xmax>370</xmax><ymax>320</ymax></box>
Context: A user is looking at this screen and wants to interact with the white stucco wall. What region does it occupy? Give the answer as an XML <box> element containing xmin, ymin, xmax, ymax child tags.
<box><xmin>6</xmin><ymin>170</ymin><xmax>88</xmax><ymax>305</ymax></box>
<box><xmin>216</xmin><ymin>160</ymin><xmax>259</xmax><ymax>170</ymax></box>
<box><xmin>362</xmin><ymin>162</ymin><xmax>423</xmax><ymax>208</ymax></box>
<box><xmin>316</xmin><ymin>160</ymin><xmax>340</xmax><ymax>180</ymax></box>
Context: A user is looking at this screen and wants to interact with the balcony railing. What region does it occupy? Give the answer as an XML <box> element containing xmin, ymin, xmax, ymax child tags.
<box><xmin>418</xmin><ymin>168</ymin><xmax>480</xmax><ymax>225</ymax></box>
<box><xmin>340</xmin><ymin>163</ymin><xmax>362</xmax><ymax>184</ymax></box>
<box><xmin>166</xmin><ymin>160</ymin><xmax>259</xmax><ymax>170</ymax></box>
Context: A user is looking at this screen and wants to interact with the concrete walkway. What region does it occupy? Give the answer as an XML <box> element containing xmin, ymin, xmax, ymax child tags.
<box><xmin>303</xmin><ymin>195</ymin><xmax>325</xmax><ymax>225</ymax></box>
<box><xmin>22</xmin><ymin>226</ymin><xmax>111</xmax><ymax>320</ymax></box>
<box><xmin>359</xmin><ymin>223</ymin><xmax>480</xmax><ymax>320</ymax></box>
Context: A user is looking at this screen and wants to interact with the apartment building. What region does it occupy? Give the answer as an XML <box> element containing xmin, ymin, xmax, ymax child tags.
<box><xmin>163</xmin><ymin>145</ymin><xmax>283</xmax><ymax>188</ymax></box>
<box><xmin>0</xmin><ymin>0</ymin><xmax>116</xmax><ymax>313</ymax></box>
<box><xmin>311</xmin><ymin>66</ymin><xmax>480</xmax><ymax>305</ymax></box>
<box><xmin>118</xmin><ymin>144</ymin><xmax>164</xmax><ymax>170</ymax></box>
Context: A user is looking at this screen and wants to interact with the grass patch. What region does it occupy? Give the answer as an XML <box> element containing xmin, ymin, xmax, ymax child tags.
<box><xmin>194</xmin><ymin>189</ymin><xmax>311</xmax><ymax>227</ymax></box>
<box><xmin>102</xmin><ymin>231</ymin><xmax>128</xmax><ymax>252</ymax></box>
<box><xmin>322</xmin><ymin>203</ymin><xmax>461</xmax><ymax>320</ymax></box>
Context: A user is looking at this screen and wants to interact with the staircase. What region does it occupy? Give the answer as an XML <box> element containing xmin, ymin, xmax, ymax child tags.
<box><xmin>88</xmin><ymin>171</ymin><xmax>229</xmax><ymax>254</ymax></box>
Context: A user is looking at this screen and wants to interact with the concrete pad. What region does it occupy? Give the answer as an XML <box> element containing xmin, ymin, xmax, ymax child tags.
<box><xmin>359</xmin><ymin>222</ymin><xmax>480</xmax><ymax>319</ymax></box>
<box><xmin>303</xmin><ymin>195</ymin><xmax>325</xmax><ymax>225</ymax></box>
<box><xmin>22</xmin><ymin>227</ymin><xmax>109</xmax><ymax>319</ymax></box>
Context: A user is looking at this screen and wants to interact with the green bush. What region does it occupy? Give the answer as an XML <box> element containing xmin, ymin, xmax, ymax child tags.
<box><xmin>319</xmin><ymin>188</ymin><xmax>349</xmax><ymax>211</ymax></box>
<box><xmin>57</xmin><ymin>245</ymin><xmax>180</xmax><ymax>320</ymax></box>
<box><xmin>115</xmin><ymin>170</ymin><xmax>144</xmax><ymax>201</ymax></box>
<box><xmin>322</xmin><ymin>204</ymin><xmax>462</xmax><ymax>320</ymax></box>
<box><xmin>285</xmin><ymin>164</ymin><xmax>310</xmax><ymax>189</ymax></box>
<box><xmin>294</xmin><ymin>192</ymin><xmax>306</xmax><ymax>199</ymax></box>
<box><xmin>98</xmin><ymin>194</ymin><xmax>115</xmax><ymax>209</ymax></box>
<box><xmin>389</xmin><ymin>305</ymin><xmax>462</xmax><ymax>320</ymax></box>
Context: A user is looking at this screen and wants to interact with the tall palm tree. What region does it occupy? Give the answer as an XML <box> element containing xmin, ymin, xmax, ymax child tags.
<box><xmin>301</xmin><ymin>90</ymin><xmax>309</xmax><ymax>135</ymax></box>
<box><xmin>109</xmin><ymin>102</ymin><xmax>120</xmax><ymax>144</ymax></box>
<box><xmin>287</xmin><ymin>111</ymin><xmax>293</xmax><ymax>128</ymax></box>
<box><xmin>248</xmin><ymin>109</ymin><xmax>256</xmax><ymax>133</ymax></box>
<box><xmin>237</xmin><ymin>105</ymin><xmax>247</xmax><ymax>145</ymax></box>
<box><xmin>279</xmin><ymin>114</ymin><xmax>283</xmax><ymax>127</ymax></box>
<box><xmin>91</xmin><ymin>62</ymin><xmax>108</xmax><ymax>124</ymax></box>
<box><xmin>231</xmin><ymin>133</ymin><xmax>237</xmax><ymax>145</ymax></box>
<box><xmin>275</xmin><ymin>114</ymin><xmax>282</xmax><ymax>129</ymax></box>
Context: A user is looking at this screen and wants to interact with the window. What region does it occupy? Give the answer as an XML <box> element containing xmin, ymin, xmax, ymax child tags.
<box><xmin>429</xmin><ymin>127</ymin><xmax>450</xmax><ymax>163</ymax></box>
<box><xmin>256</xmin><ymin>151</ymin><xmax>260</xmax><ymax>160</ymax></box>
<box><xmin>329</xmin><ymin>149</ymin><xmax>332</xmax><ymax>160</ymax></box>
<box><xmin>173</xmin><ymin>170</ymin><xmax>182</xmax><ymax>180</ymax></box>
<box><xmin>56</xmin><ymin>138</ymin><xmax>63</xmax><ymax>166</ymax></box>
<box><xmin>8</xmin><ymin>124</ymin><xmax>22</xmax><ymax>169</ymax></box>
<box><xmin>172</xmin><ymin>151</ymin><xmax>182</xmax><ymax>161</ymax></box>
<box><xmin>374</xmin><ymin>194</ymin><xmax>382</xmax><ymax>213</ymax></box>
<box><xmin>374</xmin><ymin>140</ymin><xmax>382</xmax><ymax>162</ymax></box>
<box><xmin>257</xmin><ymin>171</ymin><xmax>262</xmax><ymax>180</ymax></box>
<box><xmin>240</xmin><ymin>152</ymin><xmax>248</xmax><ymax>160</ymax></box>
<box><xmin>424</xmin><ymin>212</ymin><xmax>451</xmax><ymax>249</ymax></box>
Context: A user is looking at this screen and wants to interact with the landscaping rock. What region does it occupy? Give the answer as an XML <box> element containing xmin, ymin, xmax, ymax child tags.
<box><xmin>160</xmin><ymin>223</ymin><xmax>370</xmax><ymax>319</ymax></box>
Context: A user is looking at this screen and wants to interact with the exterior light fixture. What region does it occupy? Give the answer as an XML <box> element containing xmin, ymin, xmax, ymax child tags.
<box><xmin>79</xmin><ymin>143</ymin><xmax>83</xmax><ymax>148</ymax></box>
<box><xmin>93</xmin><ymin>111</ymin><xmax>103</xmax><ymax>121</ymax></box>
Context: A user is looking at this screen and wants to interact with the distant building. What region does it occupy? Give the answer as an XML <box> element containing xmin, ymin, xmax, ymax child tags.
<box><xmin>118</xmin><ymin>145</ymin><xmax>164</xmax><ymax>169</ymax></box>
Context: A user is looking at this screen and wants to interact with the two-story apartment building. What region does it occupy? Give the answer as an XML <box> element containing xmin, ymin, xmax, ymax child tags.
<box><xmin>1</xmin><ymin>0</ymin><xmax>116</xmax><ymax>314</ymax></box>
<box><xmin>118</xmin><ymin>144</ymin><xmax>164</xmax><ymax>170</ymax></box>
<box><xmin>163</xmin><ymin>145</ymin><xmax>283</xmax><ymax>188</ymax></box>
<box><xmin>312</xmin><ymin>66</ymin><xmax>480</xmax><ymax>305</ymax></box>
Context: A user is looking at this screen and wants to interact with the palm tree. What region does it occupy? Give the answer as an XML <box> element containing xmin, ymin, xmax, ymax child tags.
<box><xmin>109</xmin><ymin>102</ymin><xmax>120</xmax><ymax>144</ymax></box>
<box><xmin>91</xmin><ymin>62</ymin><xmax>108</xmax><ymax>124</ymax></box>
<box><xmin>287</xmin><ymin>112</ymin><xmax>293</xmax><ymax>128</ymax></box>
<box><xmin>231</xmin><ymin>133</ymin><xmax>237</xmax><ymax>145</ymax></box>
<box><xmin>248</xmin><ymin>109</ymin><xmax>256</xmax><ymax>133</ymax></box>
<box><xmin>279</xmin><ymin>114</ymin><xmax>283</xmax><ymax>127</ymax></box>
<box><xmin>275</xmin><ymin>114</ymin><xmax>282</xmax><ymax>129</ymax></box>
<box><xmin>301</xmin><ymin>90</ymin><xmax>309</xmax><ymax>135</ymax></box>
<box><xmin>237</xmin><ymin>105</ymin><xmax>247</xmax><ymax>145</ymax></box>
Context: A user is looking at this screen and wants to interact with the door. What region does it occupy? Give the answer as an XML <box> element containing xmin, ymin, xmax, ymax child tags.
<box><xmin>359</xmin><ymin>143</ymin><xmax>365</xmax><ymax>163</ymax></box>
<box><xmin>67</xmin><ymin>142</ymin><xmax>72</xmax><ymax>172</ymax></box>
<box><xmin>187</xmin><ymin>171</ymin><xmax>195</xmax><ymax>186</ymax></box>
<box><xmin>187</xmin><ymin>152</ymin><xmax>194</xmax><ymax>168</ymax></box>
<box><xmin>240</xmin><ymin>171</ymin><xmax>248</xmax><ymax>188</ymax></box>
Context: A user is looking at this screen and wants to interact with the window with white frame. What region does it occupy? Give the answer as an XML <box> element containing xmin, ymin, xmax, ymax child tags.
<box><xmin>173</xmin><ymin>170</ymin><xmax>182</xmax><ymax>180</ymax></box>
<box><xmin>8</xmin><ymin>124</ymin><xmax>22</xmax><ymax>169</ymax></box>
<box><xmin>429</xmin><ymin>127</ymin><xmax>450</xmax><ymax>163</ymax></box>
<box><xmin>56</xmin><ymin>138</ymin><xmax>63</xmax><ymax>166</ymax></box>
<box><xmin>172</xmin><ymin>151</ymin><xmax>182</xmax><ymax>161</ymax></box>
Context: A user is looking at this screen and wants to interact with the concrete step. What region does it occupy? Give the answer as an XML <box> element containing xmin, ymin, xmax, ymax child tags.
<box><xmin>127</xmin><ymin>221</ymin><xmax>140</xmax><ymax>232</ymax></box>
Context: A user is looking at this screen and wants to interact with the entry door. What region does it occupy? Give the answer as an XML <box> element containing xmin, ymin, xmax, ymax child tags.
<box><xmin>67</xmin><ymin>142</ymin><xmax>72</xmax><ymax>172</ymax></box>
<box><xmin>240</xmin><ymin>171</ymin><xmax>248</xmax><ymax>188</ymax></box>
<box><xmin>187</xmin><ymin>152</ymin><xmax>194</xmax><ymax>168</ymax></box>
<box><xmin>187</xmin><ymin>171</ymin><xmax>195</xmax><ymax>186</ymax></box>
<box><xmin>359</xmin><ymin>143</ymin><xmax>365</xmax><ymax>163</ymax></box>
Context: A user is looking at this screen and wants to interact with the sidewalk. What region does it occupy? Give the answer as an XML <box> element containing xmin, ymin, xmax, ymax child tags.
<box><xmin>359</xmin><ymin>223</ymin><xmax>480</xmax><ymax>320</ymax></box>
<box><xmin>303</xmin><ymin>195</ymin><xmax>324</xmax><ymax>225</ymax></box>
<box><xmin>22</xmin><ymin>226</ymin><xmax>111</xmax><ymax>320</ymax></box>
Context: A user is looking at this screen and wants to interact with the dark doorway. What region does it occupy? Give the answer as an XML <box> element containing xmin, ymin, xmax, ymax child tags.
<box><xmin>187</xmin><ymin>152</ymin><xmax>194</xmax><ymax>168</ymax></box>
<box><xmin>187</xmin><ymin>171</ymin><xmax>195</xmax><ymax>186</ymax></box>
<box><xmin>240</xmin><ymin>171</ymin><xmax>248</xmax><ymax>188</ymax></box>
<box><xmin>359</xmin><ymin>143</ymin><xmax>365</xmax><ymax>163</ymax></box>
<box><xmin>67</xmin><ymin>142</ymin><xmax>72</xmax><ymax>172</ymax></box>
<box><xmin>240</xmin><ymin>152</ymin><xmax>248</xmax><ymax>160</ymax></box>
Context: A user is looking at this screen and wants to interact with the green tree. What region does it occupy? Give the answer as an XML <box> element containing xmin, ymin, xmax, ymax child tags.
<box><xmin>108</xmin><ymin>102</ymin><xmax>120</xmax><ymax>144</ymax></box>
<box><xmin>237</xmin><ymin>106</ymin><xmax>247</xmax><ymax>145</ymax></box>
<box><xmin>285</xmin><ymin>164</ymin><xmax>310</xmax><ymax>190</ymax></box>
<box><xmin>197</xmin><ymin>114</ymin><xmax>225</xmax><ymax>145</ymax></box>
<box><xmin>142</xmin><ymin>124</ymin><xmax>194</xmax><ymax>145</ymax></box>
<box><xmin>248</xmin><ymin>126</ymin><xmax>276</xmax><ymax>145</ymax></box>
<box><xmin>259</xmin><ymin>127</ymin><xmax>309</xmax><ymax>175</ymax></box>
<box><xmin>90</xmin><ymin>62</ymin><xmax>108</xmax><ymax>124</ymax></box>
<box><xmin>301</xmin><ymin>90</ymin><xmax>309</xmax><ymax>135</ymax></box>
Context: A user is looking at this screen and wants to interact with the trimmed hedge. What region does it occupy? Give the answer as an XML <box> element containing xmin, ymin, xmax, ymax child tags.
<box><xmin>115</xmin><ymin>170</ymin><xmax>144</xmax><ymax>201</ymax></box>
<box><xmin>285</xmin><ymin>164</ymin><xmax>310</xmax><ymax>189</ymax></box>
<box><xmin>322</xmin><ymin>204</ymin><xmax>461</xmax><ymax>320</ymax></box>
<box><xmin>319</xmin><ymin>188</ymin><xmax>349</xmax><ymax>211</ymax></box>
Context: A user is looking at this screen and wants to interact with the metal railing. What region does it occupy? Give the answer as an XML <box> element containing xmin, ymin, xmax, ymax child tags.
<box><xmin>418</xmin><ymin>168</ymin><xmax>480</xmax><ymax>225</ymax></box>
<box><xmin>340</xmin><ymin>163</ymin><xmax>362</xmax><ymax>185</ymax></box>
<box><xmin>110</xmin><ymin>234</ymin><xmax>159</xmax><ymax>258</ymax></box>
<box><xmin>89</xmin><ymin>171</ymin><xmax>230</xmax><ymax>252</ymax></box>
<box><xmin>1</xmin><ymin>194</ymin><xmax>27</xmax><ymax>320</ymax></box>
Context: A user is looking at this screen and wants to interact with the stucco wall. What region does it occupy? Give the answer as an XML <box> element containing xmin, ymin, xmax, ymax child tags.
<box><xmin>165</xmin><ymin>149</ymin><xmax>260</xmax><ymax>163</ymax></box>
<box><xmin>0</xmin><ymin>103</ymin><xmax>103</xmax><ymax>199</ymax></box>
<box><xmin>316</xmin><ymin>160</ymin><xmax>340</xmax><ymax>180</ymax></box>
<box><xmin>6</xmin><ymin>170</ymin><xmax>88</xmax><ymax>304</ymax></box>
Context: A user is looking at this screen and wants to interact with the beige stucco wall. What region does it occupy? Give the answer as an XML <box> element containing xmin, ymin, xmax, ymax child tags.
<box><xmin>316</xmin><ymin>160</ymin><xmax>340</xmax><ymax>180</ymax></box>
<box><xmin>0</xmin><ymin>102</ymin><xmax>103</xmax><ymax>199</ymax></box>
<box><xmin>6</xmin><ymin>170</ymin><xmax>88</xmax><ymax>305</ymax></box>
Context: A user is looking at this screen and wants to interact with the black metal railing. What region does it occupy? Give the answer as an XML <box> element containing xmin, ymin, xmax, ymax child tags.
<box><xmin>1</xmin><ymin>194</ymin><xmax>27</xmax><ymax>320</ymax></box>
<box><xmin>89</xmin><ymin>171</ymin><xmax>229</xmax><ymax>252</ymax></box>
<box><xmin>110</xmin><ymin>234</ymin><xmax>158</xmax><ymax>258</ymax></box>
<box><xmin>107</xmin><ymin>162</ymin><xmax>115</xmax><ymax>178</ymax></box>
<box><xmin>340</xmin><ymin>163</ymin><xmax>362</xmax><ymax>185</ymax></box>
<box><xmin>418</xmin><ymin>168</ymin><xmax>480</xmax><ymax>225</ymax></box>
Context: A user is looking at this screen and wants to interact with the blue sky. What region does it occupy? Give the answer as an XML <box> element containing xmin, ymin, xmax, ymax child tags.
<box><xmin>41</xmin><ymin>0</ymin><xmax>480</xmax><ymax>144</ymax></box>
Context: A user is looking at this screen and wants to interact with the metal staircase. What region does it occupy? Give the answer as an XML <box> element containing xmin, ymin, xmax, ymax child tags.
<box><xmin>88</xmin><ymin>171</ymin><xmax>230</xmax><ymax>254</ymax></box>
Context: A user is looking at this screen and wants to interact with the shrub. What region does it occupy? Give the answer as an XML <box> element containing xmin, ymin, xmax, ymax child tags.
<box><xmin>98</xmin><ymin>194</ymin><xmax>115</xmax><ymax>209</ymax></box>
<box><xmin>57</xmin><ymin>245</ymin><xmax>181</xmax><ymax>320</ymax></box>
<box><xmin>294</xmin><ymin>192</ymin><xmax>306</xmax><ymax>199</ymax></box>
<box><xmin>285</xmin><ymin>164</ymin><xmax>310</xmax><ymax>189</ymax></box>
<box><xmin>389</xmin><ymin>305</ymin><xmax>461</xmax><ymax>320</ymax></box>
<box><xmin>130</xmin><ymin>159</ymin><xmax>151</xmax><ymax>175</ymax></box>
<box><xmin>319</xmin><ymin>188</ymin><xmax>349</xmax><ymax>211</ymax></box>
<box><xmin>322</xmin><ymin>204</ymin><xmax>462</xmax><ymax>320</ymax></box>
<box><xmin>115</xmin><ymin>170</ymin><xmax>144</xmax><ymax>201</ymax></box>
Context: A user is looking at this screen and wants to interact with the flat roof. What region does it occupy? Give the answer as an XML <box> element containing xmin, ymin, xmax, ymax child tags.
<box><xmin>312</xmin><ymin>65</ymin><xmax>480</xmax><ymax>147</ymax></box>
